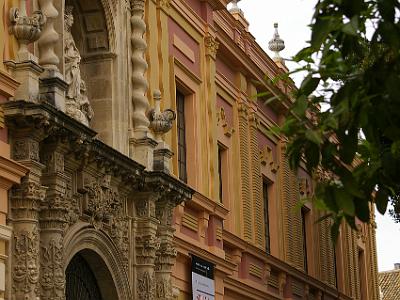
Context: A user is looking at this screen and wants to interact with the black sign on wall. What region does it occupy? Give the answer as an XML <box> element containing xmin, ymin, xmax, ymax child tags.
<box><xmin>191</xmin><ymin>255</ymin><xmax>214</xmax><ymax>280</ymax></box>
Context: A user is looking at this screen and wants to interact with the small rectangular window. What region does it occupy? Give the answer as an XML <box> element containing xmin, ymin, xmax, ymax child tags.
<box><xmin>217</xmin><ymin>145</ymin><xmax>227</xmax><ymax>203</ymax></box>
<box><xmin>176</xmin><ymin>90</ymin><xmax>187</xmax><ymax>183</ymax></box>
<box><xmin>263</xmin><ymin>180</ymin><xmax>271</xmax><ymax>254</ymax></box>
<box><xmin>301</xmin><ymin>206</ymin><xmax>309</xmax><ymax>273</ymax></box>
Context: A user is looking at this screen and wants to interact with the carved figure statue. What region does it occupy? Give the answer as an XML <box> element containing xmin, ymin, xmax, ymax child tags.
<box><xmin>64</xmin><ymin>6</ymin><xmax>94</xmax><ymax>126</ymax></box>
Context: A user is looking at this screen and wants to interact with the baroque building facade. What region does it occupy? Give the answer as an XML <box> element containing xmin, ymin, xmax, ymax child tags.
<box><xmin>0</xmin><ymin>0</ymin><xmax>379</xmax><ymax>299</ymax></box>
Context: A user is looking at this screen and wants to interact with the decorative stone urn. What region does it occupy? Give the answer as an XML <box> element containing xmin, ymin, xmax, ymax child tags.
<box><xmin>149</xmin><ymin>90</ymin><xmax>176</xmax><ymax>142</ymax></box>
<box><xmin>9</xmin><ymin>0</ymin><xmax>46</xmax><ymax>61</ymax></box>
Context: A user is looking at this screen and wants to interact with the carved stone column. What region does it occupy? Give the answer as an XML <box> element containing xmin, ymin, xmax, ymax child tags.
<box><xmin>37</xmin><ymin>0</ymin><xmax>59</xmax><ymax>72</ymax></box>
<box><xmin>38</xmin><ymin>0</ymin><xmax>67</xmax><ymax>112</ymax></box>
<box><xmin>134</xmin><ymin>192</ymin><xmax>160</xmax><ymax>299</ymax></box>
<box><xmin>39</xmin><ymin>136</ymin><xmax>69</xmax><ymax>300</ymax></box>
<box><xmin>9</xmin><ymin>130</ymin><xmax>46</xmax><ymax>300</ymax></box>
<box><xmin>129</xmin><ymin>0</ymin><xmax>156</xmax><ymax>169</ymax></box>
<box><xmin>154</xmin><ymin>196</ymin><xmax>178</xmax><ymax>300</ymax></box>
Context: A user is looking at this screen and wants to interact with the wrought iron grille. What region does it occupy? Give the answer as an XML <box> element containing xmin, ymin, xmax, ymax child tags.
<box><xmin>66</xmin><ymin>253</ymin><xmax>103</xmax><ymax>300</ymax></box>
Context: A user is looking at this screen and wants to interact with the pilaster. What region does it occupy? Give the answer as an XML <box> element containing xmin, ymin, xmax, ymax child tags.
<box><xmin>237</xmin><ymin>101</ymin><xmax>253</xmax><ymax>242</ymax></box>
<box><xmin>154</xmin><ymin>198</ymin><xmax>176</xmax><ymax>300</ymax></box>
<box><xmin>39</xmin><ymin>137</ymin><xmax>69</xmax><ymax>300</ymax></box>
<box><xmin>9</xmin><ymin>135</ymin><xmax>46</xmax><ymax>299</ymax></box>
<box><xmin>248</xmin><ymin>111</ymin><xmax>263</xmax><ymax>248</ymax></box>
<box><xmin>134</xmin><ymin>192</ymin><xmax>160</xmax><ymax>300</ymax></box>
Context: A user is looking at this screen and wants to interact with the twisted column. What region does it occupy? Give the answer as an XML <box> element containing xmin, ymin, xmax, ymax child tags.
<box><xmin>130</xmin><ymin>0</ymin><xmax>150</xmax><ymax>137</ymax></box>
<box><xmin>37</xmin><ymin>0</ymin><xmax>59</xmax><ymax>71</ymax></box>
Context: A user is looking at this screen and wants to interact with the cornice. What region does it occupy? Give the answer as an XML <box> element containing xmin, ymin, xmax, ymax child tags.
<box><xmin>0</xmin><ymin>156</ymin><xmax>28</xmax><ymax>189</ymax></box>
<box><xmin>200</xmin><ymin>0</ymin><xmax>228</xmax><ymax>10</ymax></box>
<box><xmin>187</xmin><ymin>191</ymin><xmax>229</xmax><ymax>219</ymax></box>
<box><xmin>0</xmin><ymin>69</ymin><xmax>19</xmax><ymax>98</ymax></box>
<box><xmin>223</xmin><ymin>229</ymin><xmax>342</xmax><ymax>298</ymax></box>
<box><xmin>175</xmin><ymin>234</ymin><xmax>236</xmax><ymax>275</ymax></box>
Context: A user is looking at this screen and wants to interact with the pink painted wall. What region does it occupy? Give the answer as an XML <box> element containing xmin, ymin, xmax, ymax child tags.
<box><xmin>257</xmin><ymin>131</ymin><xmax>277</xmax><ymax>162</ymax></box>
<box><xmin>257</xmin><ymin>99</ymin><xmax>279</xmax><ymax>124</ymax></box>
<box><xmin>216</xmin><ymin>56</ymin><xmax>236</xmax><ymax>84</ymax></box>
<box><xmin>168</xmin><ymin>18</ymin><xmax>200</xmax><ymax>77</ymax></box>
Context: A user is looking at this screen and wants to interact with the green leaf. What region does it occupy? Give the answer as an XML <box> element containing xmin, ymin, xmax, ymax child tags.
<box><xmin>335</xmin><ymin>188</ymin><xmax>356</xmax><ymax>216</ymax></box>
<box><xmin>342</xmin><ymin>16</ymin><xmax>359</xmax><ymax>36</ymax></box>
<box><xmin>311</xmin><ymin>17</ymin><xmax>336</xmax><ymax>50</ymax></box>
<box><xmin>376</xmin><ymin>188</ymin><xmax>389</xmax><ymax>214</ymax></box>
<box><xmin>300</xmin><ymin>76</ymin><xmax>321</xmax><ymax>96</ymax></box>
<box><xmin>330</xmin><ymin>217</ymin><xmax>342</xmax><ymax>244</ymax></box>
<box><xmin>305</xmin><ymin>129</ymin><xmax>322</xmax><ymax>145</ymax></box>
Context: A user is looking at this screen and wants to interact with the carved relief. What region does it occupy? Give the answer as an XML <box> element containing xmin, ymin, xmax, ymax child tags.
<box><xmin>138</xmin><ymin>271</ymin><xmax>155</xmax><ymax>300</ymax></box>
<box><xmin>155</xmin><ymin>278</ymin><xmax>172</xmax><ymax>299</ymax></box>
<box><xmin>13</xmin><ymin>139</ymin><xmax>39</xmax><ymax>161</ymax></box>
<box><xmin>217</xmin><ymin>107</ymin><xmax>235</xmax><ymax>137</ymax></box>
<box><xmin>260</xmin><ymin>145</ymin><xmax>278</xmax><ymax>173</ymax></box>
<box><xmin>40</xmin><ymin>239</ymin><xmax>65</xmax><ymax>300</ymax></box>
<box><xmin>83</xmin><ymin>176</ymin><xmax>121</xmax><ymax>229</ymax></box>
<box><xmin>64</xmin><ymin>6</ymin><xmax>94</xmax><ymax>126</ymax></box>
<box><xmin>136</xmin><ymin>235</ymin><xmax>160</xmax><ymax>261</ymax></box>
<box><xmin>298</xmin><ymin>177</ymin><xmax>310</xmax><ymax>198</ymax></box>
<box><xmin>109</xmin><ymin>216</ymin><xmax>130</xmax><ymax>269</ymax></box>
<box><xmin>155</xmin><ymin>242</ymin><xmax>177</xmax><ymax>271</ymax></box>
<box><xmin>136</xmin><ymin>195</ymin><xmax>157</xmax><ymax>218</ymax></box>
<box><xmin>42</xmin><ymin>151</ymin><xmax>64</xmax><ymax>173</ymax></box>
<box><xmin>12</xmin><ymin>229</ymin><xmax>40</xmax><ymax>298</ymax></box>
<box><xmin>155</xmin><ymin>200</ymin><xmax>174</xmax><ymax>226</ymax></box>
<box><xmin>204</xmin><ymin>33</ymin><xmax>219</xmax><ymax>58</ymax></box>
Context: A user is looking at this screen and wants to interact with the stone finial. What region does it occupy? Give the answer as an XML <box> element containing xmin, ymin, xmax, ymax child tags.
<box><xmin>229</xmin><ymin>0</ymin><xmax>241</xmax><ymax>13</ymax></box>
<box><xmin>9</xmin><ymin>0</ymin><xmax>46</xmax><ymax>61</ymax></box>
<box><xmin>268</xmin><ymin>23</ymin><xmax>285</xmax><ymax>62</ymax></box>
<box><xmin>149</xmin><ymin>90</ymin><xmax>176</xmax><ymax>142</ymax></box>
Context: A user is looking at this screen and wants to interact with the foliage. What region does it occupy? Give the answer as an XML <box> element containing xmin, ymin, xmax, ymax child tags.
<box><xmin>278</xmin><ymin>0</ymin><xmax>400</xmax><ymax>234</ymax></box>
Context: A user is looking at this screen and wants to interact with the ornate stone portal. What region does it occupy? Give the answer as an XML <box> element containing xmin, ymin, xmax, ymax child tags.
<box><xmin>4</xmin><ymin>101</ymin><xmax>192</xmax><ymax>300</ymax></box>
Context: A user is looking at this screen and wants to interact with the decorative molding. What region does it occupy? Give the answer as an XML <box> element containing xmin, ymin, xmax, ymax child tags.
<box><xmin>217</xmin><ymin>107</ymin><xmax>234</xmax><ymax>137</ymax></box>
<box><xmin>173</xmin><ymin>35</ymin><xmax>195</xmax><ymax>63</ymax></box>
<box><xmin>40</xmin><ymin>239</ymin><xmax>64</xmax><ymax>299</ymax></box>
<box><xmin>260</xmin><ymin>145</ymin><xmax>278</xmax><ymax>173</ymax></box>
<box><xmin>249</xmin><ymin>263</ymin><xmax>263</xmax><ymax>279</ymax></box>
<box><xmin>12</xmin><ymin>228</ymin><xmax>40</xmax><ymax>298</ymax></box>
<box><xmin>204</xmin><ymin>33</ymin><xmax>219</xmax><ymax>59</ymax></box>
<box><xmin>182</xmin><ymin>213</ymin><xmax>198</xmax><ymax>232</ymax></box>
<box><xmin>298</xmin><ymin>177</ymin><xmax>311</xmax><ymax>198</ymax></box>
<box><xmin>216</xmin><ymin>226</ymin><xmax>223</xmax><ymax>241</ymax></box>
<box><xmin>137</xmin><ymin>271</ymin><xmax>155</xmax><ymax>300</ymax></box>
<box><xmin>0</xmin><ymin>70</ymin><xmax>20</xmax><ymax>97</ymax></box>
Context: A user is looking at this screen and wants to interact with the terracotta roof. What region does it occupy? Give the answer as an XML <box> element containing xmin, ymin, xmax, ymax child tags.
<box><xmin>379</xmin><ymin>269</ymin><xmax>400</xmax><ymax>300</ymax></box>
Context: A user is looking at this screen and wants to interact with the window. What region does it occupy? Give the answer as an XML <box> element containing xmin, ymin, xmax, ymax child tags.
<box><xmin>176</xmin><ymin>90</ymin><xmax>187</xmax><ymax>183</ymax></box>
<box><xmin>263</xmin><ymin>180</ymin><xmax>271</xmax><ymax>254</ymax></box>
<box><xmin>301</xmin><ymin>206</ymin><xmax>309</xmax><ymax>273</ymax></box>
<box><xmin>358</xmin><ymin>248</ymin><xmax>367</xmax><ymax>299</ymax></box>
<box><xmin>218</xmin><ymin>145</ymin><xmax>223</xmax><ymax>203</ymax></box>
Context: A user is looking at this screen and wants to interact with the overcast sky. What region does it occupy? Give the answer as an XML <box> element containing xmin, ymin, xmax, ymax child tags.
<box><xmin>235</xmin><ymin>0</ymin><xmax>400</xmax><ymax>272</ymax></box>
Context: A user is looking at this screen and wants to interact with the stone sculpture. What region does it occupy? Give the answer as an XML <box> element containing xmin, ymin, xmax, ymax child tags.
<box><xmin>64</xmin><ymin>6</ymin><xmax>94</xmax><ymax>126</ymax></box>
